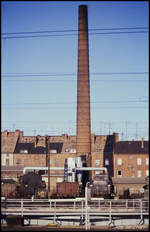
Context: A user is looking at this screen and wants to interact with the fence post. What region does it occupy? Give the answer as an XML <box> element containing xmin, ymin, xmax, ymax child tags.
<box><xmin>98</xmin><ymin>200</ymin><xmax>100</xmax><ymax>209</ymax></box>
<box><xmin>109</xmin><ymin>201</ymin><xmax>111</xmax><ymax>223</ymax></box>
<box><xmin>126</xmin><ymin>199</ymin><xmax>128</xmax><ymax>209</ymax></box>
<box><xmin>85</xmin><ymin>182</ymin><xmax>90</xmax><ymax>230</ymax></box>
<box><xmin>54</xmin><ymin>201</ymin><xmax>56</xmax><ymax>223</ymax></box>
<box><xmin>139</xmin><ymin>200</ymin><xmax>144</xmax><ymax>225</ymax></box>
<box><xmin>108</xmin><ymin>200</ymin><xmax>115</xmax><ymax>227</ymax></box>
<box><xmin>21</xmin><ymin>199</ymin><xmax>23</xmax><ymax>217</ymax></box>
<box><xmin>74</xmin><ymin>201</ymin><xmax>76</xmax><ymax>209</ymax></box>
<box><xmin>49</xmin><ymin>200</ymin><xmax>51</xmax><ymax>210</ymax></box>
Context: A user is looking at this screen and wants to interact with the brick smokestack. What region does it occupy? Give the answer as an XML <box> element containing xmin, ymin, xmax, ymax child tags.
<box><xmin>76</xmin><ymin>5</ymin><xmax>91</xmax><ymax>169</ymax></box>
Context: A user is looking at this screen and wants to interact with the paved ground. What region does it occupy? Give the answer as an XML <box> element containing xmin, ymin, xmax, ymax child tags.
<box><xmin>1</xmin><ymin>224</ymin><xmax>149</xmax><ymax>231</ymax></box>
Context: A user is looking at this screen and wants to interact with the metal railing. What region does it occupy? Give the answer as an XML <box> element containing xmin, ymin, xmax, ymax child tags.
<box><xmin>1</xmin><ymin>198</ymin><xmax>149</xmax><ymax>230</ymax></box>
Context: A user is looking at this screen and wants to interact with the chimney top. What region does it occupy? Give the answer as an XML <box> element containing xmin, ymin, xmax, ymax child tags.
<box><xmin>79</xmin><ymin>5</ymin><xmax>87</xmax><ymax>8</ymax></box>
<box><xmin>141</xmin><ymin>137</ymin><xmax>144</xmax><ymax>149</ymax></box>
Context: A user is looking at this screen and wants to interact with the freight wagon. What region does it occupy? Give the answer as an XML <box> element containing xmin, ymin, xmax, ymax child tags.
<box><xmin>55</xmin><ymin>182</ymin><xmax>81</xmax><ymax>198</ymax></box>
<box><xmin>1</xmin><ymin>179</ymin><xmax>17</xmax><ymax>198</ymax></box>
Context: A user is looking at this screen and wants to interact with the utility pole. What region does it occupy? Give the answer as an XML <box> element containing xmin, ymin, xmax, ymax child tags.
<box><xmin>125</xmin><ymin>121</ymin><xmax>128</xmax><ymax>140</ymax></box>
<box><xmin>48</xmin><ymin>138</ymin><xmax>50</xmax><ymax>199</ymax></box>
<box><xmin>135</xmin><ymin>122</ymin><xmax>138</xmax><ymax>140</ymax></box>
<box><xmin>46</xmin><ymin>136</ymin><xmax>50</xmax><ymax>198</ymax></box>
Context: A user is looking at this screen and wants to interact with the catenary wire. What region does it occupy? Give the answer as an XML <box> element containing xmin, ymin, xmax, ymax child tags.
<box><xmin>2</xmin><ymin>30</ymin><xmax>149</xmax><ymax>39</ymax></box>
<box><xmin>2</xmin><ymin>72</ymin><xmax>148</xmax><ymax>77</ymax></box>
<box><xmin>2</xmin><ymin>27</ymin><xmax>148</xmax><ymax>35</ymax></box>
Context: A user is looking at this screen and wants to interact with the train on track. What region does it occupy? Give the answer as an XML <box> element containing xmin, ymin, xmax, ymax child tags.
<box><xmin>1</xmin><ymin>156</ymin><xmax>148</xmax><ymax>199</ymax></box>
<box><xmin>2</xmin><ymin>171</ymin><xmax>113</xmax><ymax>199</ymax></box>
<box><xmin>2</xmin><ymin>171</ymin><xmax>147</xmax><ymax>199</ymax></box>
<box><xmin>2</xmin><ymin>172</ymin><xmax>47</xmax><ymax>199</ymax></box>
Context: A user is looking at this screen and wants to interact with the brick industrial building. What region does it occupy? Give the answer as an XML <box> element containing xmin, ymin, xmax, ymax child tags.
<box><xmin>1</xmin><ymin>129</ymin><xmax>149</xmax><ymax>196</ymax></box>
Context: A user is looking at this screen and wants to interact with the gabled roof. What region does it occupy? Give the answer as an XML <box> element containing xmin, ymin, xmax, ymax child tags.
<box><xmin>114</xmin><ymin>141</ymin><xmax>149</xmax><ymax>154</ymax></box>
<box><xmin>14</xmin><ymin>142</ymin><xmax>63</xmax><ymax>154</ymax></box>
<box><xmin>14</xmin><ymin>143</ymin><xmax>46</xmax><ymax>154</ymax></box>
<box><xmin>49</xmin><ymin>143</ymin><xmax>63</xmax><ymax>153</ymax></box>
<box><xmin>1</xmin><ymin>132</ymin><xmax>19</xmax><ymax>153</ymax></box>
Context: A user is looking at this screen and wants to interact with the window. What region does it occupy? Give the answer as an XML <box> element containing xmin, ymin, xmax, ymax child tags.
<box><xmin>6</xmin><ymin>159</ymin><xmax>9</xmax><ymax>166</ymax></box>
<box><xmin>137</xmin><ymin>158</ymin><xmax>142</xmax><ymax>165</ymax></box>
<box><xmin>24</xmin><ymin>160</ymin><xmax>27</xmax><ymax>166</ymax></box>
<box><xmin>139</xmin><ymin>188</ymin><xmax>144</xmax><ymax>193</ymax></box>
<box><xmin>95</xmin><ymin>159</ymin><xmax>100</xmax><ymax>166</ymax></box>
<box><xmin>105</xmin><ymin>159</ymin><xmax>109</xmax><ymax>166</ymax></box>
<box><xmin>56</xmin><ymin>178</ymin><xmax>63</xmax><ymax>183</ymax></box>
<box><xmin>129</xmin><ymin>155</ymin><xmax>133</xmax><ymax>160</ymax></box>
<box><xmin>55</xmin><ymin>159</ymin><xmax>59</xmax><ymax>166</ymax></box>
<box><xmin>16</xmin><ymin>159</ymin><xmax>21</xmax><ymax>165</ymax></box>
<box><xmin>20</xmin><ymin>149</ymin><xmax>28</xmax><ymax>154</ymax></box>
<box><xmin>50</xmin><ymin>149</ymin><xmax>57</xmax><ymax>154</ymax></box>
<box><xmin>70</xmin><ymin>149</ymin><xmax>76</xmax><ymax>153</ymax></box>
<box><xmin>117</xmin><ymin>170</ymin><xmax>122</xmax><ymax>177</ymax></box>
<box><xmin>95</xmin><ymin>171</ymin><xmax>100</xmax><ymax>175</ymax></box>
<box><xmin>129</xmin><ymin>188</ymin><xmax>134</xmax><ymax>194</ymax></box>
<box><xmin>146</xmin><ymin>158</ymin><xmax>149</xmax><ymax>165</ymax></box>
<box><xmin>117</xmin><ymin>158</ymin><xmax>122</xmax><ymax>165</ymax></box>
<box><xmin>137</xmin><ymin>170</ymin><xmax>142</xmax><ymax>177</ymax></box>
<box><xmin>146</xmin><ymin>170</ymin><xmax>149</xmax><ymax>177</ymax></box>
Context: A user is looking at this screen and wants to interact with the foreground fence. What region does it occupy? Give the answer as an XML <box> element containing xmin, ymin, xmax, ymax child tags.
<box><xmin>1</xmin><ymin>198</ymin><xmax>149</xmax><ymax>230</ymax></box>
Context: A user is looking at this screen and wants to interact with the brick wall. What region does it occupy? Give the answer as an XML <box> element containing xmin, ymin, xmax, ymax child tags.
<box><xmin>14</xmin><ymin>154</ymin><xmax>46</xmax><ymax>167</ymax></box>
<box><xmin>114</xmin><ymin>153</ymin><xmax>149</xmax><ymax>178</ymax></box>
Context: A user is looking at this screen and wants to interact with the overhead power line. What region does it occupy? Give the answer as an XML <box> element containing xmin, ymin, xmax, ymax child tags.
<box><xmin>2</xmin><ymin>72</ymin><xmax>148</xmax><ymax>77</ymax></box>
<box><xmin>2</xmin><ymin>100</ymin><xmax>148</xmax><ymax>106</ymax></box>
<box><xmin>2</xmin><ymin>72</ymin><xmax>149</xmax><ymax>82</ymax></box>
<box><xmin>2</xmin><ymin>26</ymin><xmax>148</xmax><ymax>35</ymax></box>
<box><xmin>2</xmin><ymin>30</ymin><xmax>148</xmax><ymax>39</ymax></box>
<box><xmin>2</xmin><ymin>79</ymin><xmax>148</xmax><ymax>82</ymax></box>
<box><xmin>2</xmin><ymin>106</ymin><xmax>147</xmax><ymax>110</ymax></box>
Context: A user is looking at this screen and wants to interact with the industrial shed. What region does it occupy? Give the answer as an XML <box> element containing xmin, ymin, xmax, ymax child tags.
<box><xmin>112</xmin><ymin>177</ymin><xmax>147</xmax><ymax>198</ymax></box>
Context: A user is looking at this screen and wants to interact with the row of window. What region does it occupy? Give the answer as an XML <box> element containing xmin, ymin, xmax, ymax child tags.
<box><xmin>117</xmin><ymin>157</ymin><xmax>149</xmax><ymax>166</ymax></box>
<box><xmin>95</xmin><ymin>157</ymin><xmax>149</xmax><ymax>166</ymax></box>
<box><xmin>117</xmin><ymin>169</ymin><xmax>149</xmax><ymax>177</ymax></box>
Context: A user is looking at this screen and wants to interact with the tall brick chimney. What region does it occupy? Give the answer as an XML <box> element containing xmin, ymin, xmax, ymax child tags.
<box><xmin>76</xmin><ymin>5</ymin><xmax>91</xmax><ymax>170</ymax></box>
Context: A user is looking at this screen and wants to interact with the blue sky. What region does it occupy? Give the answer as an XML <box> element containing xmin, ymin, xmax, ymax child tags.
<box><xmin>1</xmin><ymin>1</ymin><xmax>149</xmax><ymax>140</ymax></box>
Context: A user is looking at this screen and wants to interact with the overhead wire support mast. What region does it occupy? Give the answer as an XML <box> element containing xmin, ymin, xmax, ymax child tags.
<box><xmin>46</xmin><ymin>136</ymin><xmax>50</xmax><ymax>199</ymax></box>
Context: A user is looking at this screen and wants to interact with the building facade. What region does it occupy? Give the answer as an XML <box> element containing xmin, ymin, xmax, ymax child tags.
<box><xmin>1</xmin><ymin>130</ymin><xmax>149</xmax><ymax>196</ymax></box>
<box><xmin>114</xmin><ymin>140</ymin><xmax>149</xmax><ymax>178</ymax></box>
